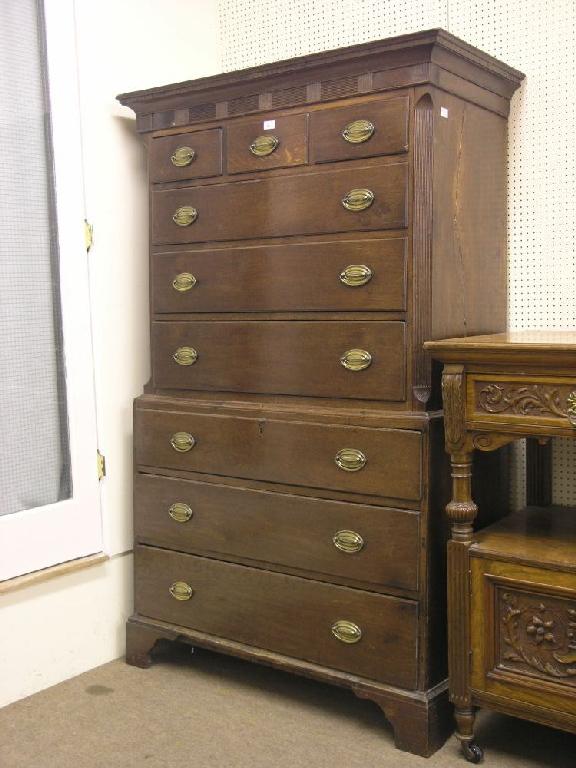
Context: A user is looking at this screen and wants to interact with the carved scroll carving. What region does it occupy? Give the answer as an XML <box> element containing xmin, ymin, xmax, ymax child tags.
<box><xmin>471</xmin><ymin>432</ymin><xmax>516</xmax><ymax>452</ymax></box>
<box><xmin>478</xmin><ymin>383</ymin><xmax>568</xmax><ymax>418</ymax></box>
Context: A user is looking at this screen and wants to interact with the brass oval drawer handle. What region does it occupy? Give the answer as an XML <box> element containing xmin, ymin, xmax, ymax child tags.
<box><xmin>170</xmin><ymin>432</ymin><xmax>196</xmax><ymax>453</ymax></box>
<box><xmin>342</xmin><ymin>119</ymin><xmax>375</xmax><ymax>144</ymax></box>
<box><xmin>169</xmin><ymin>502</ymin><xmax>193</xmax><ymax>523</ymax></box>
<box><xmin>172</xmin><ymin>272</ymin><xmax>197</xmax><ymax>292</ymax></box>
<box><xmin>340</xmin><ymin>264</ymin><xmax>373</xmax><ymax>287</ymax></box>
<box><xmin>333</xmin><ymin>530</ymin><xmax>364</xmax><ymax>554</ymax></box>
<box><xmin>334</xmin><ymin>448</ymin><xmax>366</xmax><ymax>472</ymax></box>
<box><xmin>567</xmin><ymin>391</ymin><xmax>576</xmax><ymax>426</ymax></box>
<box><xmin>249</xmin><ymin>134</ymin><xmax>280</xmax><ymax>157</ymax></box>
<box><xmin>173</xmin><ymin>206</ymin><xmax>198</xmax><ymax>227</ymax></box>
<box><xmin>173</xmin><ymin>346</ymin><xmax>198</xmax><ymax>366</ymax></box>
<box><xmin>342</xmin><ymin>188</ymin><xmax>375</xmax><ymax>212</ymax></box>
<box><xmin>169</xmin><ymin>581</ymin><xmax>194</xmax><ymax>601</ymax></box>
<box><xmin>171</xmin><ymin>146</ymin><xmax>196</xmax><ymax>167</ymax></box>
<box><xmin>340</xmin><ymin>349</ymin><xmax>372</xmax><ymax>372</ymax></box>
<box><xmin>332</xmin><ymin>620</ymin><xmax>362</xmax><ymax>644</ymax></box>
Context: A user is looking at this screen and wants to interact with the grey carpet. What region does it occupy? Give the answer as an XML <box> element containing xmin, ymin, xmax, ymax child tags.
<box><xmin>0</xmin><ymin>644</ymin><xmax>574</xmax><ymax>767</ymax></box>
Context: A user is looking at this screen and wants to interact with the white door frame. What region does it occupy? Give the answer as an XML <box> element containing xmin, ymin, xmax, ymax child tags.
<box><xmin>0</xmin><ymin>0</ymin><xmax>102</xmax><ymax>581</ymax></box>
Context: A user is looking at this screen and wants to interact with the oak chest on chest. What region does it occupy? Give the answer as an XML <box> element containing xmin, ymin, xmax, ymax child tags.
<box><xmin>119</xmin><ymin>29</ymin><xmax>522</xmax><ymax>757</ymax></box>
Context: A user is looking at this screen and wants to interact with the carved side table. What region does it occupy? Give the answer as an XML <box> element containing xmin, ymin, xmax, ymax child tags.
<box><xmin>425</xmin><ymin>332</ymin><xmax>576</xmax><ymax>762</ymax></box>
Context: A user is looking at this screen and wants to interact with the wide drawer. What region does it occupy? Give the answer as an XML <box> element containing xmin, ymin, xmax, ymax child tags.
<box><xmin>135</xmin><ymin>474</ymin><xmax>420</xmax><ymax>591</ymax></box>
<box><xmin>134</xmin><ymin>545</ymin><xmax>419</xmax><ymax>687</ymax></box>
<box><xmin>150</xmin><ymin>129</ymin><xmax>222</xmax><ymax>183</ymax></box>
<box><xmin>153</xmin><ymin>237</ymin><xmax>407</xmax><ymax>313</ymax></box>
<box><xmin>134</xmin><ymin>407</ymin><xmax>422</xmax><ymax>501</ymax></box>
<box><xmin>152</xmin><ymin>320</ymin><xmax>406</xmax><ymax>401</ymax></box>
<box><xmin>152</xmin><ymin>163</ymin><xmax>407</xmax><ymax>244</ymax></box>
<box><xmin>226</xmin><ymin>113</ymin><xmax>307</xmax><ymax>174</ymax></box>
<box><xmin>310</xmin><ymin>97</ymin><xmax>409</xmax><ymax>164</ymax></box>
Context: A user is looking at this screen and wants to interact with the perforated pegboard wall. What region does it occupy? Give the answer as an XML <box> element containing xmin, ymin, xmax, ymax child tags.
<box><xmin>216</xmin><ymin>0</ymin><xmax>576</xmax><ymax>507</ymax></box>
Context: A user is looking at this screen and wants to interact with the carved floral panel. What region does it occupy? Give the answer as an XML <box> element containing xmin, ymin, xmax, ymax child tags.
<box><xmin>497</xmin><ymin>588</ymin><xmax>576</xmax><ymax>685</ymax></box>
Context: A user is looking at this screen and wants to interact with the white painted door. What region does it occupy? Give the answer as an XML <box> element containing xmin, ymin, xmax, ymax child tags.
<box><xmin>0</xmin><ymin>0</ymin><xmax>101</xmax><ymax>580</ymax></box>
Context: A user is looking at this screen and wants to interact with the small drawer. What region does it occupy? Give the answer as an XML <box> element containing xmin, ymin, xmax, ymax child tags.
<box><xmin>226</xmin><ymin>113</ymin><xmax>307</xmax><ymax>174</ymax></box>
<box><xmin>135</xmin><ymin>474</ymin><xmax>420</xmax><ymax>591</ymax></box>
<box><xmin>149</xmin><ymin>129</ymin><xmax>222</xmax><ymax>183</ymax></box>
<box><xmin>153</xmin><ymin>238</ymin><xmax>406</xmax><ymax>313</ymax></box>
<box><xmin>134</xmin><ymin>405</ymin><xmax>422</xmax><ymax>501</ymax></box>
<box><xmin>467</xmin><ymin>374</ymin><xmax>576</xmax><ymax>431</ymax></box>
<box><xmin>152</xmin><ymin>320</ymin><xmax>406</xmax><ymax>401</ymax></box>
<box><xmin>134</xmin><ymin>545</ymin><xmax>419</xmax><ymax>688</ymax></box>
<box><xmin>310</xmin><ymin>98</ymin><xmax>408</xmax><ymax>164</ymax></box>
<box><xmin>151</xmin><ymin>162</ymin><xmax>407</xmax><ymax>244</ymax></box>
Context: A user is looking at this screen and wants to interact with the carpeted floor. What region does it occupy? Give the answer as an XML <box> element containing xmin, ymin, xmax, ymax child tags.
<box><xmin>0</xmin><ymin>644</ymin><xmax>574</xmax><ymax>768</ymax></box>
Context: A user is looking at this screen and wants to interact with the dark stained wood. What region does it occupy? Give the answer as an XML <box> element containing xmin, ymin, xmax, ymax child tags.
<box><xmin>149</xmin><ymin>129</ymin><xmax>222</xmax><ymax>183</ymax></box>
<box><xmin>355</xmin><ymin>684</ymin><xmax>453</xmax><ymax>757</ymax></box>
<box><xmin>125</xmin><ymin>616</ymin><xmax>175</xmax><ymax>668</ymax></box>
<box><xmin>152</xmin><ymin>237</ymin><xmax>407</xmax><ymax>314</ymax></box>
<box><xmin>134</xmin><ymin>473</ymin><xmax>420</xmax><ymax>592</ymax></box>
<box><xmin>122</xmin><ymin>31</ymin><xmax>522</xmax><ymax>758</ymax></box>
<box><xmin>526</xmin><ymin>439</ymin><xmax>552</xmax><ymax>507</ymax></box>
<box><xmin>226</xmin><ymin>112</ymin><xmax>307</xmax><ymax>174</ymax></box>
<box><xmin>125</xmin><ymin>613</ymin><xmax>452</xmax><ymax>757</ymax></box>
<box><xmin>117</xmin><ymin>29</ymin><xmax>523</xmax><ymax>132</ymax></box>
<box><xmin>412</xmin><ymin>93</ymin><xmax>433</xmax><ymax>404</ymax></box>
<box><xmin>134</xmin><ymin>545</ymin><xmax>419</xmax><ymax>688</ymax></box>
<box><xmin>428</xmin><ymin>92</ymin><xmax>508</xmax><ymax>344</ymax></box>
<box><xmin>427</xmin><ymin>333</ymin><xmax>576</xmax><ymax>759</ymax></box>
<box><xmin>152</xmin><ymin>320</ymin><xmax>406</xmax><ymax>400</ymax></box>
<box><xmin>134</xmin><ymin>405</ymin><xmax>423</xmax><ymax>501</ymax></box>
<box><xmin>135</xmin><ymin>389</ymin><xmax>429</xmax><ymax>430</ymax></box>
<box><xmin>310</xmin><ymin>96</ymin><xmax>408</xmax><ymax>163</ymax></box>
<box><xmin>151</xmin><ymin>162</ymin><xmax>407</xmax><ymax>244</ymax></box>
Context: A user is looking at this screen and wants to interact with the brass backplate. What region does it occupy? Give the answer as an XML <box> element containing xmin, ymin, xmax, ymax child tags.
<box><xmin>341</xmin><ymin>188</ymin><xmax>375</xmax><ymax>212</ymax></box>
<box><xmin>169</xmin><ymin>581</ymin><xmax>194</xmax><ymax>601</ymax></box>
<box><xmin>340</xmin><ymin>348</ymin><xmax>372</xmax><ymax>372</ymax></box>
<box><xmin>172</xmin><ymin>206</ymin><xmax>198</xmax><ymax>227</ymax></box>
<box><xmin>331</xmin><ymin>620</ymin><xmax>362</xmax><ymax>644</ymax></box>
<box><xmin>169</xmin><ymin>502</ymin><xmax>193</xmax><ymax>523</ymax></box>
<box><xmin>334</xmin><ymin>448</ymin><xmax>367</xmax><ymax>472</ymax></box>
<box><xmin>333</xmin><ymin>530</ymin><xmax>365</xmax><ymax>553</ymax></box>
<box><xmin>172</xmin><ymin>272</ymin><xmax>197</xmax><ymax>292</ymax></box>
<box><xmin>173</xmin><ymin>346</ymin><xmax>198</xmax><ymax>366</ymax></box>
<box><xmin>342</xmin><ymin>119</ymin><xmax>375</xmax><ymax>144</ymax></box>
<box><xmin>171</xmin><ymin>146</ymin><xmax>196</xmax><ymax>167</ymax></box>
<box><xmin>249</xmin><ymin>134</ymin><xmax>279</xmax><ymax>157</ymax></box>
<box><xmin>170</xmin><ymin>432</ymin><xmax>196</xmax><ymax>453</ymax></box>
<box><xmin>339</xmin><ymin>264</ymin><xmax>373</xmax><ymax>287</ymax></box>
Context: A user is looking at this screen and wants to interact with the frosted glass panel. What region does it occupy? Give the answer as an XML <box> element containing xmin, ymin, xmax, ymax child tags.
<box><xmin>0</xmin><ymin>0</ymin><xmax>71</xmax><ymax>515</ymax></box>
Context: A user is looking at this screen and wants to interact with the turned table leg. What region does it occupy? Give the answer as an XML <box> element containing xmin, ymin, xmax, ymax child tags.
<box><xmin>446</xmin><ymin>450</ymin><xmax>483</xmax><ymax>763</ymax></box>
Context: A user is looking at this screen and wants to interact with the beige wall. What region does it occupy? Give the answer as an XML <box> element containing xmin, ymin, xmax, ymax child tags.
<box><xmin>0</xmin><ymin>0</ymin><xmax>221</xmax><ymax>708</ymax></box>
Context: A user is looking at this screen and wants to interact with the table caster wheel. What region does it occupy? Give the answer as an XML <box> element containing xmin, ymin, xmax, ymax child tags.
<box><xmin>462</xmin><ymin>741</ymin><xmax>484</xmax><ymax>763</ymax></box>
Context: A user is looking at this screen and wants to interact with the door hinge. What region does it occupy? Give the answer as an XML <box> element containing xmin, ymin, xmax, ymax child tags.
<box><xmin>84</xmin><ymin>219</ymin><xmax>94</xmax><ymax>252</ymax></box>
<box><xmin>97</xmin><ymin>449</ymin><xmax>106</xmax><ymax>481</ymax></box>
